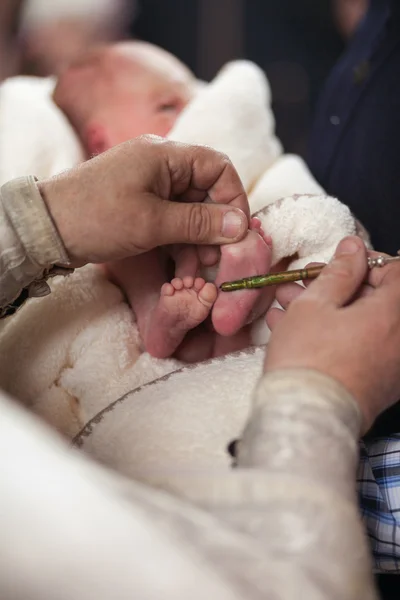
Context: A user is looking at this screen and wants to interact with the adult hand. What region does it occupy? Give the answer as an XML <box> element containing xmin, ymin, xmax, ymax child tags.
<box><xmin>38</xmin><ymin>136</ymin><xmax>249</xmax><ymax>266</ymax></box>
<box><xmin>265</xmin><ymin>236</ymin><xmax>400</xmax><ymax>433</ymax></box>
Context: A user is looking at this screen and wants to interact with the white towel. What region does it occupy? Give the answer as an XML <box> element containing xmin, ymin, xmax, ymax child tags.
<box><xmin>0</xmin><ymin>76</ymin><xmax>84</xmax><ymax>185</ymax></box>
<box><xmin>75</xmin><ymin>347</ymin><xmax>265</xmax><ymax>501</ymax></box>
<box><xmin>168</xmin><ymin>60</ymin><xmax>282</xmax><ymax>192</ymax></box>
<box><xmin>0</xmin><ymin>62</ymin><xmax>361</xmax><ymax>441</ymax></box>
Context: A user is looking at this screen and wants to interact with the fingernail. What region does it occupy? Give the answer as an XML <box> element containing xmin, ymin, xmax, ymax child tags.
<box><xmin>335</xmin><ymin>237</ymin><xmax>361</xmax><ymax>256</ymax></box>
<box><xmin>222</xmin><ymin>210</ymin><xmax>245</xmax><ymax>238</ymax></box>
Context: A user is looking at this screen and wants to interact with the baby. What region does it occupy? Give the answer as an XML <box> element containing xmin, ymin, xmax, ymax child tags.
<box><xmin>55</xmin><ymin>41</ymin><xmax>273</xmax><ymax>361</ymax></box>
<box><xmin>53</xmin><ymin>41</ymin><xmax>198</xmax><ymax>155</ymax></box>
<box><xmin>105</xmin><ymin>221</ymin><xmax>274</xmax><ymax>363</ymax></box>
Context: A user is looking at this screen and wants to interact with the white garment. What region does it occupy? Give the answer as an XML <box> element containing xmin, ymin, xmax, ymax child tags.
<box><xmin>0</xmin><ymin>76</ymin><xmax>84</xmax><ymax>185</ymax></box>
<box><xmin>0</xmin><ymin>370</ymin><xmax>377</xmax><ymax>600</ymax></box>
<box><xmin>0</xmin><ymin>60</ymin><xmax>378</xmax><ymax>600</ymax></box>
<box><xmin>0</xmin><ymin>62</ymin><xmax>359</xmax><ymax>446</ymax></box>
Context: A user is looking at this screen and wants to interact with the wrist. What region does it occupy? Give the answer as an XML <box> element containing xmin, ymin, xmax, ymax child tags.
<box><xmin>237</xmin><ymin>368</ymin><xmax>362</xmax><ymax>495</ymax></box>
<box><xmin>264</xmin><ymin>367</ymin><xmax>379</xmax><ymax>437</ymax></box>
<box><xmin>256</xmin><ymin>367</ymin><xmax>363</xmax><ymax>435</ymax></box>
<box><xmin>37</xmin><ymin>177</ymin><xmax>83</xmax><ymax>267</ymax></box>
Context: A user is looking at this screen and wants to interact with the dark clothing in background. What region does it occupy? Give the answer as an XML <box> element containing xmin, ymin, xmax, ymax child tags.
<box><xmin>245</xmin><ymin>1</ymin><xmax>344</xmax><ymax>157</ymax></box>
<box><xmin>132</xmin><ymin>0</ymin><xmax>199</xmax><ymax>74</ymax></box>
<box><xmin>132</xmin><ymin>1</ymin><xmax>399</xmax><ymax>596</ymax></box>
<box><xmin>309</xmin><ymin>0</ymin><xmax>400</xmax><ymax>255</ymax></box>
<box><xmin>309</xmin><ymin>6</ymin><xmax>400</xmax><ymax>596</ymax></box>
<box><xmin>132</xmin><ymin>0</ymin><xmax>344</xmax><ymax>157</ymax></box>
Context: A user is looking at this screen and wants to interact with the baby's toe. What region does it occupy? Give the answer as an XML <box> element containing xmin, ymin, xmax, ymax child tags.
<box><xmin>171</xmin><ymin>278</ymin><xmax>184</xmax><ymax>290</ymax></box>
<box><xmin>161</xmin><ymin>282</ymin><xmax>175</xmax><ymax>296</ymax></box>
<box><xmin>198</xmin><ymin>282</ymin><xmax>218</xmax><ymax>307</ymax></box>
<box><xmin>183</xmin><ymin>276</ymin><xmax>195</xmax><ymax>288</ymax></box>
<box><xmin>193</xmin><ymin>277</ymin><xmax>206</xmax><ymax>292</ymax></box>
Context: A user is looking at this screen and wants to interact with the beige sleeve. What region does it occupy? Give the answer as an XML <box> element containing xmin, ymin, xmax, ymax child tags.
<box><xmin>0</xmin><ymin>176</ymin><xmax>70</xmax><ymax>313</ymax></box>
<box><xmin>183</xmin><ymin>369</ymin><xmax>377</xmax><ymax>600</ymax></box>
<box><xmin>0</xmin><ymin>369</ymin><xmax>378</xmax><ymax>600</ymax></box>
<box><xmin>232</xmin><ymin>369</ymin><xmax>377</xmax><ymax>599</ymax></box>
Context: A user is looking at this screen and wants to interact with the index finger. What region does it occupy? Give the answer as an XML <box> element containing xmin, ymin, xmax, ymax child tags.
<box><xmin>167</xmin><ymin>143</ymin><xmax>251</xmax><ymax>221</ymax></box>
<box><xmin>302</xmin><ymin>236</ymin><xmax>368</xmax><ymax>308</ymax></box>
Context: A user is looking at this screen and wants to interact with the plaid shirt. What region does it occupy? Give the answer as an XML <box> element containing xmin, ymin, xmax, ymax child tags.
<box><xmin>358</xmin><ymin>436</ymin><xmax>400</xmax><ymax>572</ymax></box>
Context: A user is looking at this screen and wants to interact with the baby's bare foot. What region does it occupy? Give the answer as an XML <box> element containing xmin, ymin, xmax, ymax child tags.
<box><xmin>212</xmin><ymin>229</ymin><xmax>273</xmax><ymax>336</ymax></box>
<box><xmin>144</xmin><ymin>277</ymin><xmax>217</xmax><ymax>358</ymax></box>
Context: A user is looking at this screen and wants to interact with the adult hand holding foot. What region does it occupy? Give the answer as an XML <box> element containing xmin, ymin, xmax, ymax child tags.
<box><xmin>0</xmin><ymin>135</ymin><xmax>249</xmax><ymax>314</ymax></box>
<box><xmin>265</xmin><ymin>236</ymin><xmax>400</xmax><ymax>434</ymax></box>
<box><xmin>38</xmin><ymin>135</ymin><xmax>249</xmax><ymax>265</ymax></box>
<box><xmin>0</xmin><ymin>216</ymin><xmax>383</xmax><ymax>599</ymax></box>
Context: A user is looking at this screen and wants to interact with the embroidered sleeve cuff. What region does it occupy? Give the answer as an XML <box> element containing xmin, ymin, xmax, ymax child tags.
<box><xmin>0</xmin><ymin>176</ymin><xmax>72</xmax><ymax>316</ymax></box>
<box><xmin>238</xmin><ymin>368</ymin><xmax>362</xmax><ymax>497</ymax></box>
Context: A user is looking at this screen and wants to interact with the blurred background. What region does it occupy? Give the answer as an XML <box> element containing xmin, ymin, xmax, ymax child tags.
<box><xmin>6</xmin><ymin>1</ymin><xmax>399</xmax><ymax>598</ymax></box>
<box><xmin>0</xmin><ymin>0</ymin><xmax>367</xmax><ymax>157</ymax></box>
<box><xmin>2</xmin><ymin>1</ymin><xmax>400</xmax><ymax>598</ymax></box>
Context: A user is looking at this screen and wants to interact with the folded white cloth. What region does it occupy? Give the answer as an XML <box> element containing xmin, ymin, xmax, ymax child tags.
<box><xmin>170</xmin><ymin>62</ymin><xmax>358</xmax><ymax>345</ymax></box>
<box><xmin>0</xmin><ymin>76</ymin><xmax>84</xmax><ymax>185</ymax></box>
<box><xmin>75</xmin><ymin>347</ymin><xmax>266</xmax><ymax>499</ymax></box>
<box><xmin>168</xmin><ymin>61</ymin><xmax>283</xmax><ymax>192</ymax></box>
<box><xmin>0</xmin><ymin>61</ymin><xmax>361</xmax><ymax>444</ymax></box>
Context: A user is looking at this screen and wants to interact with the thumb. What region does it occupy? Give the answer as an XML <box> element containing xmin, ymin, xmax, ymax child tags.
<box><xmin>306</xmin><ymin>236</ymin><xmax>368</xmax><ymax>307</ymax></box>
<box><xmin>153</xmin><ymin>201</ymin><xmax>248</xmax><ymax>246</ymax></box>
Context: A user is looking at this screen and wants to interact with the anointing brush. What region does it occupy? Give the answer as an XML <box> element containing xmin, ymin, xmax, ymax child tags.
<box><xmin>220</xmin><ymin>254</ymin><xmax>400</xmax><ymax>292</ymax></box>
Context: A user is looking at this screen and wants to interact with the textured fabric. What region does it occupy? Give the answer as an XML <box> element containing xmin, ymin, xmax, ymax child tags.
<box><xmin>0</xmin><ymin>77</ymin><xmax>84</xmax><ymax>186</ymax></box>
<box><xmin>0</xmin><ymin>61</ymin><xmax>360</xmax><ymax>438</ymax></box>
<box><xmin>0</xmin><ymin>176</ymin><xmax>70</xmax><ymax>314</ymax></box>
<box><xmin>0</xmin><ymin>369</ymin><xmax>378</xmax><ymax>599</ymax></box>
<box><xmin>358</xmin><ymin>436</ymin><xmax>400</xmax><ymax>572</ymax></box>
<box><xmin>168</xmin><ymin>60</ymin><xmax>283</xmax><ymax>193</ymax></box>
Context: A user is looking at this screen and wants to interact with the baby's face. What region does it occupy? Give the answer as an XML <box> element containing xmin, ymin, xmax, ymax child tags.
<box><xmin>100</xmin><ymin>50</ymin><xmax>196</xmax><ymax>147</ymax></box>
<box><xmin>110</xmin><ymin>77</ymin><xmax>193</xmax><ymax>143</ymax></box>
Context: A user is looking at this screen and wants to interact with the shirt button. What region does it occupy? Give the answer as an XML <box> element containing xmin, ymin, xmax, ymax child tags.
<box><xmin>353</xmin><ymin>60</ymin><xmax>370</xmax><ymax>85</ymax></box>
<box><xmin>330</xmin><ymin>115</ymin><xmax>341</xmax><ymax>126</ymax></box>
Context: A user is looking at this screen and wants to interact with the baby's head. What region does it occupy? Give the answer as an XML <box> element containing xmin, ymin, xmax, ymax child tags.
<box><xmin>53</xmin><ymin>41</ymin><xmax>197</xmax><ymax>155</ymax></box>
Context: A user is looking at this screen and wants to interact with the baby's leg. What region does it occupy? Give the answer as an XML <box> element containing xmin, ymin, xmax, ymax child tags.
<box><xmin>147</xmin><ymin>277</ymin><xmax>217</xmax><ymax>358</ymax></box>
<box><xmin>212</xmin><ymin>227</ymin><xmax>274</xmax><ymax>336</ymax></box>
<box><xmin>212</xmin><ymin>327</ymin><xmax>252</xmax><ymax>357</ymax></box>
<box><xmin>104</xmin><ymin>250</ymin><xmax>167</xmax><ymax>345</ymax></box>
<box><xmin>106</xmin><ymin>250</ymin><xmax>217</xmax><ymax>359</ymax></box>
<box><xmin>175</xmin><ymin>324</ymin><xmax>252</xmax><ymax>363</ymax></box>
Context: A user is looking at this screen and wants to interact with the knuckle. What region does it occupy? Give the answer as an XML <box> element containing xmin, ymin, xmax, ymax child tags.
<box><xmin>136</xmin><ymin>133</ymin><xmax>164</xmax><ymax>145</ymax></box>
<box><xmin>216</xmin><ymin>150</ymin><xmax>231</xmax><ymax>164</ymax></box>
<box><xmin>187</xmin><ymin>204</ymin><xmax>212</xmax><ymax>242</ymax></box>
<box><xmin>379</xmin><ymin>263</ymin><xmax>400</xmax><ymax>286</ymax></box>
<box><xmin>194</xmin><ymin>144</ymin><xmax>231</xmax><ymax>164</ymax></box>
<box><xmin>216</xmin><ymin>152</ymin><xmax>233</xmax><ymax>170</ymax></box>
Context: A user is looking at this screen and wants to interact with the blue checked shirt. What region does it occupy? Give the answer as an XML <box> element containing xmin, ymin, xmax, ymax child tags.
<box><xmin>358</xmin><ymin>436</ymin><xmax>400</xmax><ymax>572</ymax></box>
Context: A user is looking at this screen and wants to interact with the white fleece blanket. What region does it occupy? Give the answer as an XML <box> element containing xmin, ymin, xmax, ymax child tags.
<box><xmin>0</xmin><ymin>61</ymin><xmax>359</xmax><ymax>443</ymax></box>
<box><xmin>0</xmin><ymin>76</ymin><xmax>84</xmax><ymax>185</ymax></box>
<box><xmin>73</xmin><ymin>347</ymin><xmax>266</xmax><ymax>501</ymax></box>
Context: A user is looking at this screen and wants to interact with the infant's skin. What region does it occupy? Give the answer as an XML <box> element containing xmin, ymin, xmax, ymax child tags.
<box><xmin>53</xmin><ymin>41</ymin><xmax>197</xmax><ymax>156</ymax></box>
<box><xmin>57</xmin><ymin>41</ymin><xmax>274</xmax><ymax>360</ymax></box>
<box><xmin>106</xmin><ymin>220</ymin><xmax>273</xmax><ymax>362</ymax></box>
